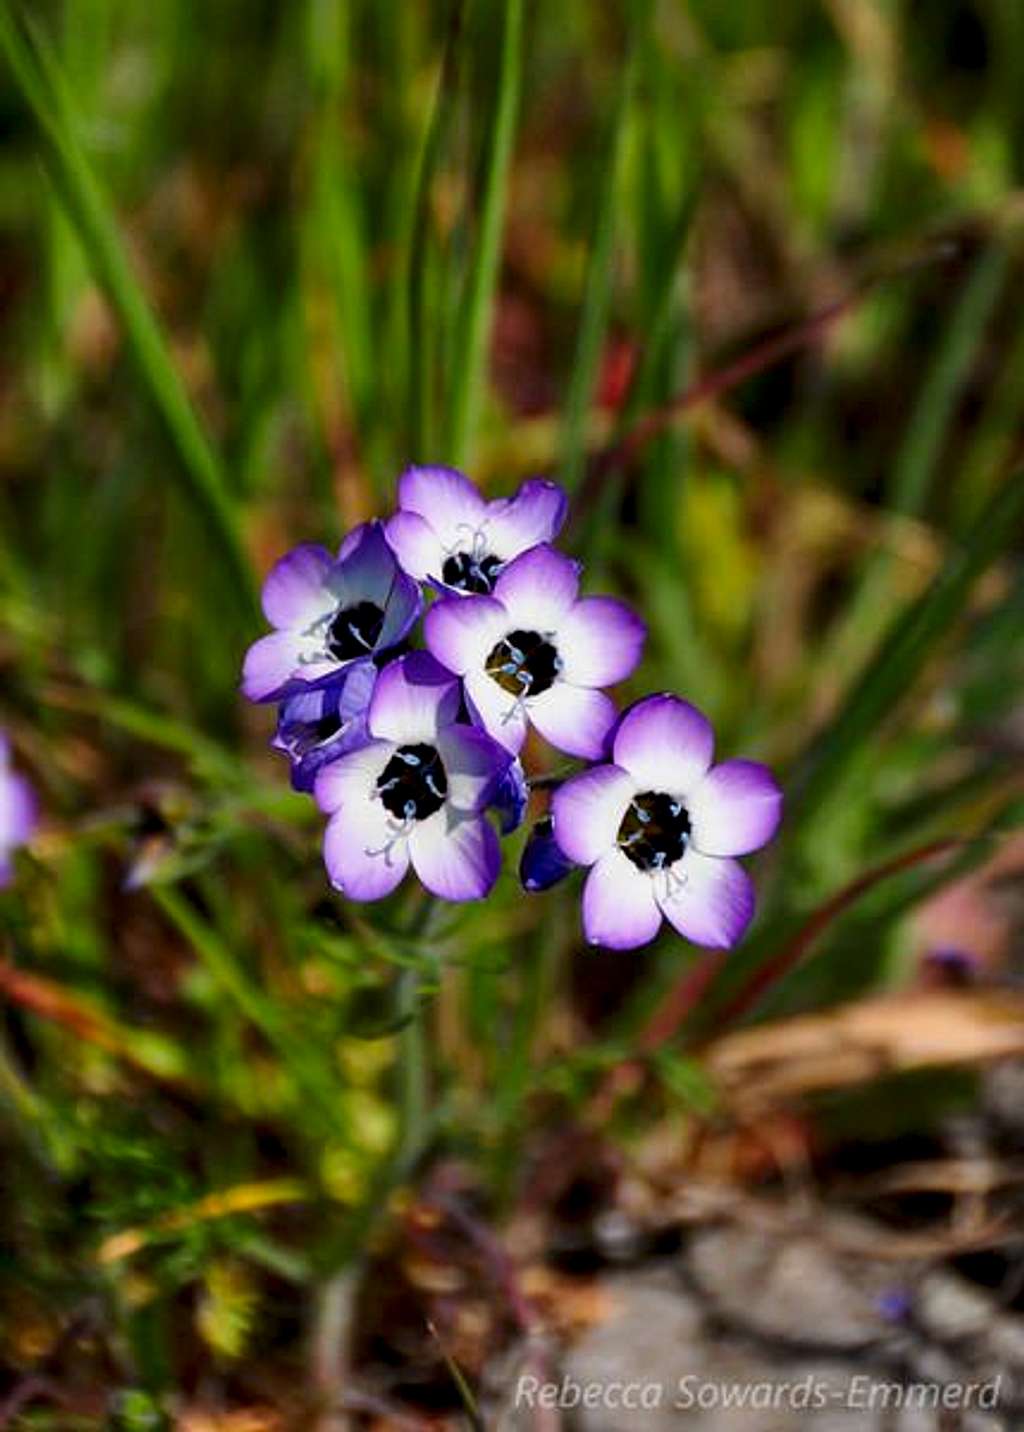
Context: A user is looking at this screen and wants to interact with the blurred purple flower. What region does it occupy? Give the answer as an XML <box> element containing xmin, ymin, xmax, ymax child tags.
<box><xmin>314</xmin><ymin>653</ymin><xmax>511</xmax><ymax>903</ymax></box>
<box><xmin>876</xmin><ymin>1288</ymin><xmax>913</xmax><ymax>1323</ymax></box>
<box><xmin>551</xmin><ymin>695</ymin><xmax>782</xmax><ymax>950</ymax></box>
<box><xmin>273</xmin><ymin>660</ymin><xmax>377</xmax><ymax>793</ymax></box>
<box><xmin>0</xmin><ymin>733</ymin><xmax>37</xmax><ymax>888</ymax></box>
<box><xmin>424</xmin><ymin>544</ymin><xmax>645</xmax><ymax>759</ymax></box>
<box><xmin>242</xmin><ymin>522</ymin><xmax>420</xmax><ymax>702</ymax></box>
<box><xmin>520</xmin><ymin>816</ymin><xmax>576</xmax><ymax>892</ymax></box>
<box><xmin>384</xmin><ymin>465</ymin><xmax>567</xmax><ymax>595</ymax></box>
<box><xmin>923</xmin><ymin>946</ymin><xmax>979</xmax><ymax>986</ymax></box>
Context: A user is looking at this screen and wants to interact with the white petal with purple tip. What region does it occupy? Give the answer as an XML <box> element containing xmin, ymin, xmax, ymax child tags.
<box><xmin>492</xmin><ymin>545</ymin><xmax>580</xmax><ymax>630</ymax></box>
<box><xmin>384</xmin><ymin>510</ymin><xmax>444</xmax><ymax>583</ymax></box>
<box><xmin>463</xmin><ymin>671</ymin><xmax>528</xmax><ymax>755</ymax></box>
<box><xmin>528</xmin><ymin>683</ymin><xmax>617</xmax><ymax>760</ymax></box>
<box><xmin>656</xmin><ymin>850</ymin><xmax>754</xmax><ymax>949</ymax></box>
<box><xmin>397</xmin><ymin>466</ymin><xmax>486</xmax><ymax>545</ymax></box>
<box><xmin>551</xmin><ymin>763</ymin><xmax>635</xmax><ymax>866</ymax></box>
<box><xmin>241</xmin><ymin>631</ymin><xmax>314</xmax><ymax>702</ymax></box>
<box><xmin>323</xmin><ymin>802</ymin><xmax>409</xmax><ymax>902</ymax></box>
<box><xmin>314</xmin><ymin>740</ymin><xmax>393</xmax><ymax>814</ymax></box>
<box><xmin>555</xmin><ymin>596</ymin><xmax>646</xmax><ymax>687</ymax></box>
<box><xmin>409</xmin><ymin>811</ymin><xmax>500</xmax><ymax>901</ymax></box>
<box><xmin>612</xmin><ymin>695</ymin><xmax>714</xmax><ymax>795</ymax></box>
<box><xmin>687</xmin><ymin>759</ymin><xmax>783</xmax><ymax>857</ymax></box>
<box><xmin>485</xmin><ymin>479</ymin><xmax>568</xmax><ymax>557</ymax></box>
<box><xmin>425</xmin><ymin>595</ymin><xmax>507</xmax><ymax>675</ymax></box>
<box><xmin>582</xmin><ymin>850</ymin><xmax>662</xmax><ymax>949</ymax></box>
<box><xmin>368</xmin><ymin>653</ymin><xmax>461</xmax><ymax>744</ymax></box>
<box><xmin>260</xmin><ymin>543</ymin><xmax>335</xmax><ymax>628</ymax></box>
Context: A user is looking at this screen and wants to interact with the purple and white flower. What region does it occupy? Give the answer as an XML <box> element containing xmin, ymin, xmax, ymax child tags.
<box><xmin>0</xmin><ymin>733</ymin><xmax>37</xmax><ymax>888</ymax></box>
<box><xmin>551</xmin><ymin>695</ymin><xmax>782</xmax><ymax>950</ymax></box>
<box><xmin>424</xmin><ymin>544</ymin><xmax>645</xmax><ymax>759</ymax></box>
<box><xmin>242</xmin><ymin>522</ymin><xmax>421</xmax><ymax>703</ymax></box>
<box><xmin>384</xmin><ymin>465</ymin><xmax>567</xmax><ymax>595</ymax></box>
<box><xmin>314</xmin><ymin>652</ymin><xmax>511</xmax><ymax>903</ymax></box>
<box><xmin>272</xmin><ymin>660</ymin><xmax>377</xmax><ymax>793</ymax></box>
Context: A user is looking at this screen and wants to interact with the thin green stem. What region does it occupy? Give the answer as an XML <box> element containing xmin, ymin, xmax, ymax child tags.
<box><xmin>395</xmin><ymin>893</ymin><xmax>438</xmax><ymax>1169</ymax></box>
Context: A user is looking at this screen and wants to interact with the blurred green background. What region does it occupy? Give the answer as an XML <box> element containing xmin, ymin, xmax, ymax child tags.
<box><xmin>1</xmin><ymin>0</ymin><xmax>1023</xmax><ymax>1423</ymax></box>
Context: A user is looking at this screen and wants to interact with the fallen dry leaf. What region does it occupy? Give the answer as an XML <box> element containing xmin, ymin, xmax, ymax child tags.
<box><xmin>705</xmin><ymin>989</ymin><xmax>1024</xmax><ymax>1111</ymax></box>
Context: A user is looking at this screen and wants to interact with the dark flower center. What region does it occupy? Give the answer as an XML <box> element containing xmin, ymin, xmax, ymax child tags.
<box><xmin>291</xmin><ymin>711</ymin><xmax>344</xmax><ymax>756</ymax></box>
<box><xmin>617</xmin><ymin>791</ymin><xmax>691</xmax><ymax>872</ymax></box>
<box><xmin>441</xmin><ymin>550</ymin><xmax>503</xmax><ymax>594</ymax></box>
<box><xmin>376</xmin><ymin>743</ymin><xmax>448</xmax><ymax>822</ymax></box>
<box><xmin>326</xmin><ymin>601</ymin><xmax>384</xmax><ymax>660</ymax></box>
<box><xmin>485</xmin><ymin>629</ymin><xmax>560</xmax><ymax>697</ymax></box>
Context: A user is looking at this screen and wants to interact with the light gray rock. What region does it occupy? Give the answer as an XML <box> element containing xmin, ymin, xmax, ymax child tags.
<box><xmin>559</xmin><ymin>1268</ymin><xmax>883</xmax><ymax>1430</ymax></box>
<box><xmin>918</xmin><ymin>1271</ymin><xmax>999</xmax><ymax>1340</ymax></box>
<box><xmin>688</xmin><ymin>1225</ymin><xmax>893</xmax><ymax>1348</ymax></box>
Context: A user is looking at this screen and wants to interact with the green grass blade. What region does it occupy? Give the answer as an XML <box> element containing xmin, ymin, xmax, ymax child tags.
<box><xmin>559</xmin><ymin>37</ymin><xmax>638</xmax><ymax>494</ymax></box>
<box><xmin>825</xmin><ymin>243</ymin><xmax>1008</xmax><ymax>673</ymax></box>
<box><xmin>407</xmin><ymin>0</ymin><xmax>467</xmax><ymax>460</ymax></box>
<box><xmin>793</xmin><ymin>467</ymin><xmax>1024</xmax><ymax>825</ymax></box>
<box><xmin>890</xmin><ymin>242</ymin><xmax>1008</xmax><ymax>518</ymax></box>
<box><xmin>445</xmin><ymin>0</ymin><xmax>523</xmax><ymax>468</ymax></box>
<box><xmin>154</xmin><ymin>886</ymin><xmax>347</xmax><ymax>1140</ymax></box>
<box><xmin>0</xmin><ymin>4</ymin><xmax>258</xmax><ymax>620</ymax></box>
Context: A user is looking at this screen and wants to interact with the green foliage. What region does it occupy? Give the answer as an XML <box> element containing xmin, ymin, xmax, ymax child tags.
<box><xmin>0</xmin><ymin>0</ymin><xmax>1022</xmax><ymax>1409</ymax></box>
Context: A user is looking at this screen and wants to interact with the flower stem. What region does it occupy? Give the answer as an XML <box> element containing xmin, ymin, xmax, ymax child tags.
<box><xmin>395</xmin><ymin>893</ymin><xmax>438</xmax><ymax>1169</ymax></box>
<box><xmin>396</xmin><ymin>964</ymin><xmax>427</xmax><ymax>1168</ymax></box>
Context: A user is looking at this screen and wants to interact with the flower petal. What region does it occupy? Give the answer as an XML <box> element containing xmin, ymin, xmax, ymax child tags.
<box><xmin>314</xmin><ymin>739</ymin><xmax>393</xmax><ymax>814</ymax></box>
<box><xmin>323</xmin><ymin>802</ymin><xmax>409</xmax><ymax>902</ymax></box>
<box><xmin>555</xmin><ymin>597</ymin><xmax>646</xmax><ymax>688</ymax></box>
<box><xmin>241</xmin><ymin>631</ymin><xmax>309</xmax><ymax>702</ymax></box>
<box><xmin>687</xmin><ymin>759</ymin><xmax>783</xmax><ymax>857</ymax></box>
<box><xmin>492</xmin><ymin>758</ymin><xmax>528</xmax><ymax>835</ymax></box>
<box><xmin>435</xmin><ymin>724</ymin><xmax>510</xmax><ymax>813</ymax></box>
<box><xmin>368</xmin><ymin>652</ymin><xmax>461</xmax><ymax>744</ymax></box>
<box><xmin>333</xmin><ymin>522</ymin><xmax>403</xmax><ymax>609</ymax></box>
<box><xmin>582</xmin><ymin>850</ymin><xmax>662</xmax><ymax>949</ymax></box>
<box><xmin>551</xmin><ymin>763</ymin><xmax>634</xmax><ymax>866</ymax></box>
<box><xmin>409</xmin><ymin>811</ymin><xmax>500</xmax><ymax>901</ymax></box>
<box><xmin>2</xmin><ymin>772</ymin><xmax>37</xmax><ymax>850</ymax></box>
<box><xmin>424</xmin><ymin>595</ymin><xmax>507</xmax><ymax>675</ymax></box>
<box><xmin>492</xmin><ymin>545</ymin><xmax>580</xmax><ymax>630</ymax></box>
<box><xmin>656</xmin><ymin>850</ymin><xmax>754</xmax><ymax>948</ymax></box>
<box><xmin>528</xmin><ymin>683</ymin><xmax>617</xmax><ymax>759</ymax></box>
<box><xmin>485</xmin><ymin>478</ymin><xmax>568</xmax><ymax>558</ymax></box>
<box><xmin>612</xmin><ymin>695</ymin><xmax>714</xmax><ymax>795</ymax></box>
<box><xmin>275</xmin><ymin>663</ymin><xmax>377</xmax><ymax>793</ymax></box>
<box><xmin>260</xmin><ymin>544</ymin><xmax>335</xmax><ymax>629</ymax></box>
<box><xmin>377</xmin><ymin>566</ymin><xmax>424</xmax><ymax>650</ymax></box>
<box><xmin>464</xmin><ymin>671</ymin><xmax>528</xmax><ymax>754</ymax></box>
<box><xmin>397</xmin><ymin>465</ymin><xmax>486</xmax><ymax>545</ymax></box>
<box><xmin>520</xmin><ymin>818</ymin><xmax>576</xmax><ymax>892</ymax></box>
<box><xmin>384</xmin><ymin>509</ymin><xmax>443</xmax><ymax>583</ymax></box>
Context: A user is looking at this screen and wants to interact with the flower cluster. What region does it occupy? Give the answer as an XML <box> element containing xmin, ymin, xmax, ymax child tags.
<box><xmin>242</xmin><ymin>466</ymin><xmax>781</xmax><ymax>949</ymax></box>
